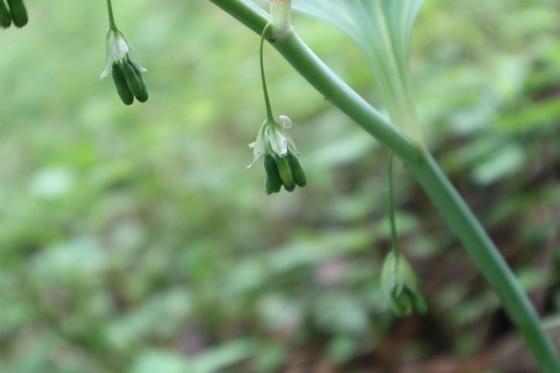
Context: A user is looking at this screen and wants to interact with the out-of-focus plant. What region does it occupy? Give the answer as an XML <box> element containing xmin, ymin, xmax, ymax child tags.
<box><xmin>1</xmin><ymin>1</ymin><xmax>559</xmax><ymax>372</ymax></box>
<box><xmin>208</xmin><ymin>0</ymin><xmax>559</xmax><ymax>372</ymax></box>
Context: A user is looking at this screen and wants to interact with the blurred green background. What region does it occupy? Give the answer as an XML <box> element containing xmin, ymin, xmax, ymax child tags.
<box><xmin>0</xmin><ymin>1</ymin><xmax>559</xmax><ymax>372</ymax></box>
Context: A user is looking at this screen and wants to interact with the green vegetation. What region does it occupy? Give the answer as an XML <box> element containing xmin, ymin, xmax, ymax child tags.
<box><xmin>0</xmin><ymin>1</ymin><xmax>559</xmax><ymax>372</ymax></box>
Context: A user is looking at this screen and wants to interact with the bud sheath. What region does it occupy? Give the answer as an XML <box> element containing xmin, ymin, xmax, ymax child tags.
<box><xmin>270</xmin><ymin>0</ymin><xmax>292</xmax><ymax>39</ymax></box>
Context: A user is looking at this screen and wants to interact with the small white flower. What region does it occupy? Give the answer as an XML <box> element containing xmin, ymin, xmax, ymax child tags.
<box><xmin>268</xmin><ymin>125</ymin><xmax>289</xmax><ymax>156</ymax></box>
<box><xmin>100</xmin><ymin>29</ymin><xmax>147</xmax><ymax>79</ymax></box>
<box><xmin>246</xmin><ymin>115</ymin><xmax>299</xmax><ymax>169</ymax></box>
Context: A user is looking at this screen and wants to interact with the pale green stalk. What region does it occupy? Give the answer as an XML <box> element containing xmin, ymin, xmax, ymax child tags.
<box><xmin>209</xmin><ymin>1</ymin><xmax>560</xmax><ymax>371</ymax></box>
<box><xmin>387</xmin><ymin>152</ymin><xmax>399</xmax><ymax>256</ymax></box>
<box><xmin>260</xmin><ymin>24</ymin><xmax>274</xmax><ymax>122</ymax></box>
<box><xmin>105</xmin><ymin>0</ymin><xmax>118</xmax><ymax>31</ymax></box>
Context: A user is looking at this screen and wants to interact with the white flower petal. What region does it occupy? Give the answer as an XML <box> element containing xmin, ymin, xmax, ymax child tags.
<box><xmin>110</xmin><ymin>30</ymin><xmax>130</xmax><ymax>61</ymax></box>
<box><xmin>279</xmin><ymin>115</ymin><xmax>292</xmax><ymax>128</ymax></box>
<box><xmin>99</xmin><ymin>63</ymin><xmax>112</xmax><ymax>79</ymax></box>
<box><xmin>268</xmin><ymin>127</ymin><xmax>288</xmax><ymax>156</ymax></box>
<box><xmin>128</xmin><ymin>54</ymin><xmax>148</xmax><ymax>73</ymax></box>
<box><xmin>101</xmin><ymin>29</ymin><xmax>145</xmax><ymax>79</ymax></box>
<box><xmin>246</xmin><ymin>147</ymin><xmax>265</xmax><ymax>169</ymax></box>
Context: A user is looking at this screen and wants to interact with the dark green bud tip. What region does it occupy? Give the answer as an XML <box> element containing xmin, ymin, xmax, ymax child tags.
<box><xmin>7</xmin><ymin>0</ymin><xmax>27</xmax><ymax>28</ymax></box>
<box><xmin>283</xmin><ymin>182</ymin><xmax>296</xmax><ymax>192</ymax></box>
<box><xmin>274</xmin><ymin>155</ymin><xmax>295</xmax><ymax>191</ymax></box>
<box><xmin>264</xmin><ymin>155</ymin><xmax>282</xmax><ymax>194</ymax></box>
<box><xmin>286</xmin><ymin>153</ymin><xmax>306</xmax><ymax>187</ymax></box>
<box><xmin>112</xmin><ymin>62</ymin><xmax>134</xmax><ymax>105</ymax></box>
<box><xmin>122</xmin><ymin>61</ymin><xmax>148</xmax><ymax>103</ymax></box>
<box><xmin>0</xmin><ymin>0</ymin><xmax>12</xmax><ymax>28</ymax></box>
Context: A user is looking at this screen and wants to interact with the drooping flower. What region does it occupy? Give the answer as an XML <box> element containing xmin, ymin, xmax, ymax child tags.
<box><xmin>100</xmin><ymin>30</ymin><xmax>145</xmax><ymax>78</ymax></box>
<box><xmin>381</xmin><ymin>250</ymin><xmax>427</xmax><ymax>316</ymax></box>
<box><xmin>100</xmin><ymin>29</ymin><xmax>148</xmax><ymax>105</ymax></box>
<box><xmin>248</xmin><ymin>115</ymin><xmax>306</xmax><ymax>194</ymax></box>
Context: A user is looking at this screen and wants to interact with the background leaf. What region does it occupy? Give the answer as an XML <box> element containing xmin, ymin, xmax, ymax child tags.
<box><xmin>0</xmin><ymin>0</ymin><xmax>558</xmax><ymax>372</ymax></box>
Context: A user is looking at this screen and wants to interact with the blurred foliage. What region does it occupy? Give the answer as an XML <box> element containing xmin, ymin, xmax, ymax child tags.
<box><xmin>0</xmin><ymin>0</ymin><xmax>559</xmax><ymax>372</ymax></box>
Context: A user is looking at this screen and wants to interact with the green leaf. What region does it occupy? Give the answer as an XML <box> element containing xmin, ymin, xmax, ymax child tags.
<box><xmin>293</xmin><ymin>0</ymin><xmax>425</xmax><ymax>145</ymax></box>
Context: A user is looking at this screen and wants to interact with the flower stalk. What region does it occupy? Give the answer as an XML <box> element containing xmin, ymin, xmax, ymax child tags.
<box><xmin>105</xmin><ymin>0</ymin><xmax>117</xmax><ymax>31</ymax></box>
<box><xmin>247</xmin><ymin>21</ymin><xmax>306</xmax><ymax>194</ymax></box>
<box><xmin>382</xmin><ymin>152</ymin><xmax>427</xmax><ymax>316</ymax></box>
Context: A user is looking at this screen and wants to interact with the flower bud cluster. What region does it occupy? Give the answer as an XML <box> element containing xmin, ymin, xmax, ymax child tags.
<box><xmin>248</xmin><ymin>116</ymin><xmax>306</xmax><ymax>194</ymax></box>
<box><xmin>381</xmin><ymin>251</ymin><xmax>427</xmax><ymax>316</ymax></box>
<box><xmin>0</xmin><ymin>0</ymin><xmax>28</xmax><ymax>28</ymax></box>
<box><xmin>100</xmin><ymin>30</ymin><xmax>148</xmax><ymax>105</ymax></box>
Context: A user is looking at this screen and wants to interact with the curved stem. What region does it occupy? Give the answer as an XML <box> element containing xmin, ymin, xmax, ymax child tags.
<box><xmin>106</xmin><ymin>0</ymin><xmax>118</xmax><ymax>31</ymax></box>
<box><xmin>209</xmin><ymin>1</ymin><xmax>560</xmax><ymax>371</ymax></box>
<box><xmin>260</xmin><ymin>24</ymin><xmax>274</xmax><ymax>122</ymax></box>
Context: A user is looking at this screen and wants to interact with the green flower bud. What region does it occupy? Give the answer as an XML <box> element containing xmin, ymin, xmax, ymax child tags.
<box><xmin>381</xmin><ymin>251</ymin><xmax>427</xmax><ymax>317</ymax></box>
<box><xmin>111</xmin><ymin>62</ymin><xmax>134</xmax><ymax>105</ymax></box>
<box><xmin>286</xmin><ymin>152</ymin><xmax>306</xmax><ymax>187</ymax></box>
<box><xmin>264</xmin><ymin>155</ymin><xmax>282</xmax><ymax>194</ymax></box>
<box><xmin>0</xmin><ymin>0</ymin><xmax>11</xmax><ymax>28</ymax></box>
<box><xmin>122</xmin><ymin>61</ymin><xmax>148</xmax><ymax>103</ymax></box>
<box><xmin>274</xmin><ymin>155</ymin><xmax>295</xmax><ymax>191</ymax></box>
<box><xmin>6</xmin><ymin>0</ymin><xmax>27</xmax><ymax>28</ymax></box>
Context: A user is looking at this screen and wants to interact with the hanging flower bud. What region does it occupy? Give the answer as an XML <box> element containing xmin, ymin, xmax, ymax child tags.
<box><xmin>6</xmin><ymin>0</ymin><xmax>27</xmax><ymax>28</ymax></box>
<box><xmin>121</xmin><ymin>60</ymin><xmax>148</xmax><ymax>102</ymax></box>
<box><xmin>381</xmin><ymin>251</ymin><xmax>427</xmax><ymax>316</ymax></box>
<box><xmin>0</xmin><ymin>0</ymin><xmax>11</xmax><ymax>28</ymax></box>
<box><xmin>111</xmin><ymin>62</ymin><xmax>134</xmax><ymax>105</ymax></box>
<box><xmin>286</xmin><ymin>153</ymin><xmax>306</xmax><ymax>187</ymax></box>
<box><xmin>274</xmin><ymin>155</ymin><xmax>295</xmax><ymax>190</ymax></box>
<box><xmin>264</xmin><ymin>155</ymin><xmax>283</xmax><ymax>195</ymax></box>
<box><xmin>100</xmin><ymin>29</ymin><xmax>148</xmax><ymax>105</ymax></box>
<box><xmin>270</xmin><ymin>0</ymin><xmax>292</xmax><ymax>39</ymax></box>
<box><xmin>248</xmin><ymin>115</ymin><xmax>306</xmax><ymax>194</ymax></box>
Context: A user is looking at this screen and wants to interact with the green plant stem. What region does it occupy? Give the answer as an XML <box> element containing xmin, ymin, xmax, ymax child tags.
<box><xmin>106</xmin><ymin>0</ymin><xmax>118</xmax><ymax>31</ymax></box>
<box><xmin>260</xmin><ymin>24</ymin><xmax>274</xmax><ymax>122</ymax></box>
<box><xmin>209</xmin><ymin>1</ymin><xmax>560</xmax><ymax>371</ymax></box>
<box><xmin>387</xmin><ymin>152</ymin><xmax>399</xmax><ymax>256</ymax></box>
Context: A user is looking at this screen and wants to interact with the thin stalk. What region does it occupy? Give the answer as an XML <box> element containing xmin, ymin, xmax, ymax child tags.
<box><xmin>209</xmin><ymin>1</ymin><xmax>560</xmax><ymax>371</ymax></box>
<box><xmin>387</xmin><ymin>152</ymin><xmax>399</xmax><ymax>256</ymax></box>
<box><xmin>106</xmin><ymin>0</ymin><xmax>118</xmax><ymax>31</ymax></box>
<box><xmin>260</xmin><ymin>24</ymin><xmax>274</xmax><ymax>122</ymax></box>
